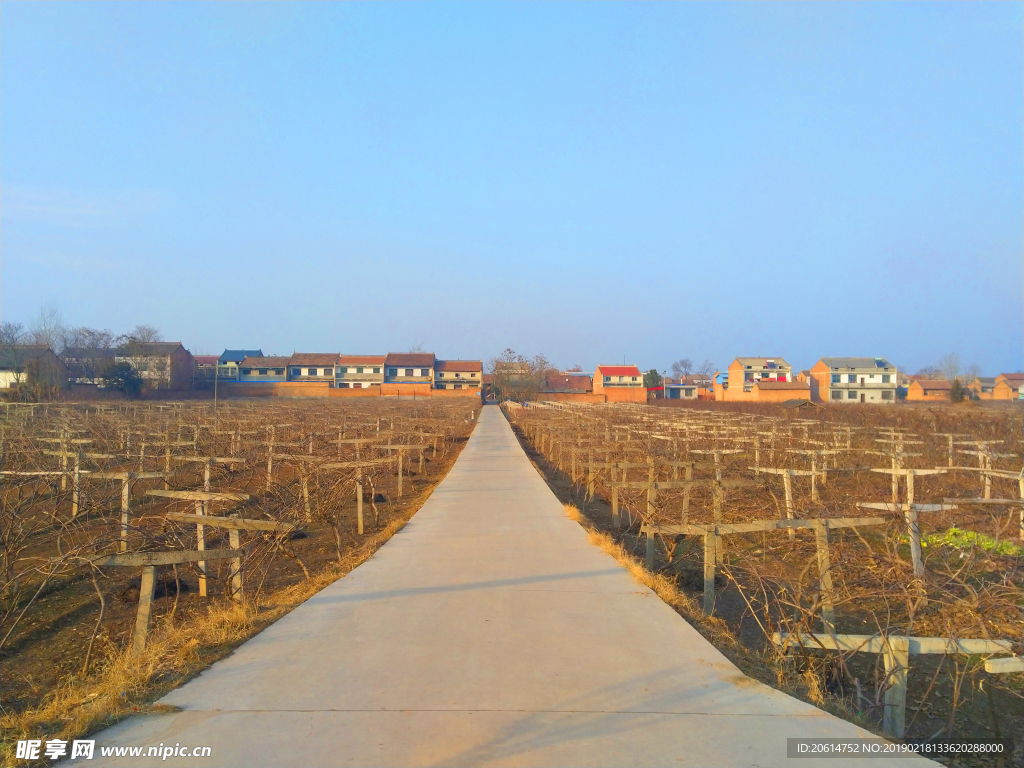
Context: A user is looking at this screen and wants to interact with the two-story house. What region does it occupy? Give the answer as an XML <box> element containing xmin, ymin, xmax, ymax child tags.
<box><xmin>384</xmin><ymin>353</ymin><xmax>435</xmax><ymax>384</ymax></box>
<box><xmin>287</xmin><ymin>353</ymin><xmax>340</xmax><ymax>384</ymax></box>
<box><xmin>716</xmin><ymin>357</ymin><xmax>792</xmax><ymax>401</ymax></box>
<box><xmin>115</xmin><ymin>342</ymin><xmax>195</xmax><ymax>390</ymax></box>
<box><xmin>993</xmin><ymin>373</ymin><xmax>1024</xmax><ymax>400</ymax></box>
<box><xmin>336</xmin><ymin>355</ymin><xmax>385</xmax><ymax>389</ymax></box>
<box><xmin>238</xmin><ymin>356</ymin><xmax>289</xmax><ymax>383</ymax></box>
<box><xmin>218</xmin><ymin>349</ymin><xmax>263</xmax><ymax>381</ymax></box>
<box><xmin>592</xmin><ymin>365</ymin><xmax>647</xmax><ymax>403</ymax></box>
<box><xmin>809</xmin><ymin>357</ymin><xmax>897</xmax><ymax>404</ymax></box>
<box><xmin>434</xmin><ymin>360</ymin><xmax>483</xmax><ymax>390</ymax></box>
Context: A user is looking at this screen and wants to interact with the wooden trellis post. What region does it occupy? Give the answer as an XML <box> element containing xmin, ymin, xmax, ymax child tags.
<box><xmin>643</xmin><ymin>515</ymin><xmax>885</xmax><ymax>620</ymax></box>
<box><xmin>147</xmin><ymin>490</ymin><xmax>249</xmax><ymax>596</ymax></box>
<box><xmin>89</xmin><ymin>471</ymin><xmax>169</xmax><ymax>551</ymax></box>
<box><xmin>774</xmin><ymin>632</ymin><xmax>1012</xmax><ymax>738</ymax></box>
<box><xmin>90</xmin><ymin>548</ymin><xmax>243</xmax><ymax>655</ymax></box>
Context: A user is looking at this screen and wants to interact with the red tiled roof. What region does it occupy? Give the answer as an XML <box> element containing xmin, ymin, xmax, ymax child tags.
<box><xmin>385</xmin><ymin>353</ymin><xmax>435</xmax><ymax>367</ymax></box>
<box><xmin>240</xmin><ymin>356</ymin><xmax>291</xmax><ymax>367</ymax></box>
<box><xmin>596</xmin><ymin>365</ymin><xmax>642</xmax><ymax>377</ymax></box>
<box><xmin>999</xmin><ymin>373</ymin><xmax>1024</xmax><ymax>382</ymax></box>
<box><xmin>194</xmin><ymin>356</ymin><xmax>219</xmax><ymax>366</ymax></box>
<box><xmin>436</xmin><ymin>360</ymin><xmax>482</xmax><ymax>373</ymax></box>
<box><xmin>337</xmin><ymin>355</ymin><xmax>386</xmax><ymax>366</ymax></box>
<box><xmin>544</xmin><ymin>373</ymin><xmax>593</xmax><ymax>393</ymax></box>
<box><xmin>289</xmin><ymin>353</ymin><xmax>340</xmax><ymax>366</ymax></box>
<box><xmin>914</xmin><ymin>379</ymin><xmax>952</xmax><ymax>390</ymax></box>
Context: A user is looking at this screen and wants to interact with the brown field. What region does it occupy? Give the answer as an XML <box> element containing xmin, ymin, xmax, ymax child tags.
<box><xmin>0</xmin><ymin>398</ymin><xmax>480</xmax><ymax>764</ymax></box>
<box><xmin>504</xmin><ymin>399</ymin><xmax>1023</xmax><ymax>765</ymax></box>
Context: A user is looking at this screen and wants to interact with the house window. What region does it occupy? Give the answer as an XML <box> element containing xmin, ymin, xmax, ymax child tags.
<box><xmin>274</xmin><ymin>369</ymin><xmax>284</xmax><ymax>375</ymax></box>
<box><xmin>307</xmin><ymin>368</ymin><xmax>317</xmax><ymax>376</ymax></box>
<box><xmin>848</xmin><ymin>390</ymin><xmax>858</xmax><ymax>399</ymax></box>
<box><xmin>404</xmin><ymin>368</ymin><xmax>413</xmax><ymax>377</ymax></box>
<box><xmin>438</xmin><ymin>372</ymin><xmax>444</xmax><ymax>378</ymax></box>
<box><xmin>471</xmin><ymin>372</ymin><xmax>478</xmax><ymax>377</ymax></box>
<box><xmin>323</xmin><ymin>368</ymin><xmax>333</xmax><ymax>376</ymax></box>
<box><xmin>338</xmin><ymin>382</ymin><xmax>349</xmax><ymax>388</ymax></box>
<box><xmin>291</xmin><ymin>368</ymin><xmax>301</xmax><ymax>376</ymax></box>
<box><xmin>631</xmin><ymin>376</ymin><xmax>638</xmax><ymax>382</ymax></box>
<box><xmin>241</xmin><ymin>369</ymin><xmax>251</xmax><ymax>375</ymax></box>
<box><xmin>356</xmin><ymin>367</ymin><xmax>363</xmax><ymax>374</ymax></box>
<box><xmin>831</xmin><ymin>374</ymin><xmax>840</xmax><ymax>384</ymax></box>
<box><xmin>388</xmin><ymin>368</ymin><xmax>397</xmax><ymax>377</ymax></box>
<box><xmin>455</xmin><ymin>384</ymin><xmax>463</xmax><ymax>390</ymax></box>
<box><xmin>604</xmin><ymin>376</ymin><xmax>610</xmax><ymax>382</ymax></box>
<box><xmin>882</xmin><ymin>374</ymin><xmax>891</xmax><ymax>384</ymax></box>
<box><xmin>455</xmin><ymin>373</ymin><xmax>461</xmax><ymax>378</ymax></box>
<box><xmin>259</xmin><ymin>369</ymin><xmax>268</xmax><ymax>375</ymax></box>
<box><xmin>374</xmin><ymin>367</ymin><xmax>381</xmax><ymax>374</ymax></box>
<box><xmin>831</xmin><ymin>390</ymin><xmax>842</xmax><ymax>400</ymax></box>
<box><xmin>848</xmin><ymin>374</ymin><xmax>858</xmax><ymax>383</ymax></box>
<box><xmin>881</xmin><ymin>390</ymin><xmax>893</xmax><ymax>400</ymax></box>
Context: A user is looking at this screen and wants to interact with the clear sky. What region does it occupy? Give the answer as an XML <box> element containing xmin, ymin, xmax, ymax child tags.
<box><xmin>2</xmin><ymin>2</ymin><xmax>1021</xmax><ymax>375</ymax></box>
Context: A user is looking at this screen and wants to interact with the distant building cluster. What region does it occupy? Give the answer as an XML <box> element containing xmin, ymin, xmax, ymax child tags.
<box><xmin>0</xmin><ymin>343</ymin><xmax>1020</xmax><ymax>405</ymax></box>
<box><xmin>0</xmin><ymin>344</ymin><xmax>482</xmax><ymax>399</ymax></box>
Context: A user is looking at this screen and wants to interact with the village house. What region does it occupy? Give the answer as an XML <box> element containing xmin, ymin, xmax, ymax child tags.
<box><xmin>906</xmin><ymin>379</ymin><xmax>952</xmax><ymax>401</ymax></box>
<box><xmin>218</xmin><ymin>349</ymin><xmax>263</xmax><ymax>381</ymax></box>
<box><xmin>238</xmin><ymin>356</ymin><xmax>289</xmax><ymax>383</ymax></box>
<box><xmin>0</xmin><ymin>345</ymin><xmax>69</xmax><ymax>390</ymax></box>
<box><xmin>543</xmin><ymin>372</ymin><xmax>593</xmax><ymax>394</ymax></box>
<box><xmin>115</xmin><ymin>342</ymin><xmax>195</xmax><ymax>390</ymax></box>
<box><xmin>194</xmin><ymin>355</ymin><xmax>219</xmax><ymax>384</ymax></box>
<box><xmin>287</xmin><ymin>353</ymin><xmax>340</xmax><ymax>384</ymax></box>
<box><xmin>751</xmin><ymin>380</ymin><xmax>812</xmax><ymax>402</ymax></box>
<box><xmin>384</xmin><ymin>353</ymin><xmax>435</xmax><ymax>384</ymax></box>
<box><xmin>664</xmin><ymin>382</ymin><xmax>698</xmax><ymax>400</ymax></box>
<box><xmin>992</xmin><ymin>373</ymin><xmax>1024</xmax><ymax>400</ymax></box>
<box><xmin>966</xmin><ymin>377</ymin><xmax>996</xmax><ymax>400</ymax></box>
<box><xmin>335</xmin><ymin>355</ymin><xmax>385</xmax><ymax>389</ymax></box>
<box><xmin>715</xmin><ymin>357</ymin><xmax>792</xmax><ymax>401</ymax></box>
<box><xmin>592</xmin><ymin>365</ymin><xmax>647</xmax><ymax>403</ymax></box>
<box><xmin>62</xmin><ymin>346</ymin><xmax>115</xmax><ymax>384</ymax></box>
<box><xmin>434</xmin><ymin>360</ymin><xmax>483</xmax><ymax>390</ymax></box>
<box><xmin>809</xmin><ymin>357</ymin><xmax>897</xmax><ymax>404</ymax></box>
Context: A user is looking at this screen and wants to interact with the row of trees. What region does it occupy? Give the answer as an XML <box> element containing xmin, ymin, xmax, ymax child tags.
<box><xmin>1</xmin><ymin>304</ymin><xmax>162</xmax><ymax>354</ymax></box>
<box><xmin>915</xmin><ymin>352</ymin><xmax>982</xmax><ymax>383</ymax></box>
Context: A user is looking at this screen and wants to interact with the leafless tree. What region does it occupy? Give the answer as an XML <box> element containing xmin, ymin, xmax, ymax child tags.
<box><xmin>937</xmin><ymin>353</ymin><xmax>961</xmax><ymax>382</ymax></box>
<box><xmin>671</xmin><ymin>358</ymin><xmax>693</xmax><ymax>378</ymax></box>
<box><xmin>916</xmin><ymin>365</ymin><xmax>942</xmax><ymax>378</ymax></box>
<box><xmin>963</xmin><ymin>363</ymin><xmax>981</xmax><ymax>382</ymax></box>
<box><xmin>124</xmin><ymin>324</ymin><xmax>162</xmax><ymax>343</ymax></box>
<box><xmin>28</xmin><ymin>304</ymin><xmax>67</xmax><ymax>352</ymax></box>
<box><xmin>1</xmin><ymin>322</ymin><xmax>25</xmax><ymax>345</ymax></box>
<box><xmin>697</xmin><ymin>359</ymin><xmax>716</xmax><ymax>377</ymax></box>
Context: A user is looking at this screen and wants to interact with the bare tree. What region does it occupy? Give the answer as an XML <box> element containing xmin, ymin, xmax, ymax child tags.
<box><xmin>697</xmin><ymin>359</ymin><xmax>716</xmax><ymax>377</ymax></box>
<box><xmin>963</xmin><ymin>363</ymin><xmax>981</xmax><ymax>382</ymax></box>
<box><xmin>936</xmin><ymin>353</ymin><xmax>961</xmax><ymax>381</ymax></box>
<box><xmin>671</xmin><ymin>358</ymin><xmax>693</xmax><ymax>378</ymax></box>
<box><xmin>1</xmin><ymin>322</ymin><xmax>25</xmax><ymax>346</ymax></box>
<box><xmin>125</xmin><ymin>324</ymin><xmax>162</xmax><ymax>343</ymax></box>
<box><xmin>916</xmin><ymin>365</ymin><xmax>942</xmax><ymax>378</ymax></box>
<box><xmin>28</xmin><ymin>304</ymin><xmax>67</xmax><ymax>352</ymax></box>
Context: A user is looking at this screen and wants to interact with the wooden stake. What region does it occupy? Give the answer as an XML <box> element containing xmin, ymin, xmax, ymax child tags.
<box><xmin>132</xmin><ymin>565</ymin><xmax>157</xmax><ymax>656</ymax></box>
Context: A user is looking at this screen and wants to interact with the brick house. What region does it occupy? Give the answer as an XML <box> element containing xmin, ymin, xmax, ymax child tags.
<box><xmin>906</xmin><ymin>379</ymin><xmax>952</xmax><ymax>401</ymax></box>
<box><xmin>335</xmin><ymin>355</ymin><xmax>386</xmax><ymax>389</ymax></box>
<box><xmin>194</xmin><ymin>355</ymin><xmax>219</xmax><ymax>384</ymax></box>
<box><xmin>218</xmin><ymin>349</ymin><xmax>263</xmax><ymax>381</ymax></box>
<box><xmin>593</xmin><ymin>365</ymin><xmax>647</xmax><ymax>403</ymax></box>
<box><xmin>287</xmin><ymin>353</ymin><xmax>340</xmax><ymax>384</ymax></box>
<box><xmin>993</xmin><ymin>373</ymin><xmax>1024</xmax><ymax>400</ymax></box>
<box><xmin>0</xmin><ymin>345</ymin><xmax>69</xmax><ymax>390</ymax></box>
<box><xmin>239</xmin><ymin>356</ymin><xmax>290</xmax><ymax>382</ymax></box>
<box><xmin>385</xmin><ymin>353</ymin><xmax>435</xmax><ymax>384</ymax></box>
<box><xmin>434</xmin><ymin>360</ymin><xmax>483</xmax><ymax>390</ymax></box>
<box><xmin>715</xmin><ymin>357</ymin><xmax>792</xmax><ymax>401</ymax></box>
<box><xmin>116</xmin><ymin>342</ymin><xmax>195</xmax><ymax>390</ymax></box>
<box><xmin>809</xmin><ymin>357</ymin><xmax>897</xmax><ymax>404</ymax></box>
<box><xmin>967</xmin><ymin>377</ymin><xmax>996</xmax><ymax>400</ymax></box>
<box><xmin>752</xmin><ymin>380</ymin><xmax>812</xmax><ymax>402</ymax></box>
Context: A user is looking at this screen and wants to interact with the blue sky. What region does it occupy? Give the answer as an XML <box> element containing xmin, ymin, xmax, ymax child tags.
<box><xmin>2</xmin><ymin>2</ymin><xmax>1021</xmax><ymax>374</ymax></box>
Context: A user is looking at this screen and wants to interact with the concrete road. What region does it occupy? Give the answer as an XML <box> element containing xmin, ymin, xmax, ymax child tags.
<box><xmin>88</xmin><ymin>405</ymin><xmax>932</xmax><ymax>767</ymax></box>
